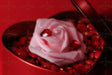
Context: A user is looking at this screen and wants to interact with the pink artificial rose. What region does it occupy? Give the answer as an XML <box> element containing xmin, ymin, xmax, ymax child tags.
<box><xmin>29</xmin><ymin>18</ymin><xmax>86</xmax><ymax>66</ymax></box>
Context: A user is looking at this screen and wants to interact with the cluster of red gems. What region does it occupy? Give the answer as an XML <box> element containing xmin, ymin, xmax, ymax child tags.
<box><xmin>11</xmin><ymin>23</ymin><xmax>105</xmax><ymax>75</ymax></box>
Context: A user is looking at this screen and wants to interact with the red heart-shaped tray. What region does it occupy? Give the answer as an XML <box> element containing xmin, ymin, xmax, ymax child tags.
<box><xmin>2</xmin><ymin>11</ymin><xmax>105</xmax><ymax>75</ymax></box>
<box><xmin>1</xmin><ymin>0</ymin><xmax>112</xmax><ymax>75</ymax></box>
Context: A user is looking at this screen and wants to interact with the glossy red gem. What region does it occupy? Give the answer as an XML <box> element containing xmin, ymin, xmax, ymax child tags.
<box><xmin>42</xmin><ymin>62</ymin><xmax>51</xmax><ymax>69</ymax></box>
<box><xmin>87</xmin><ymin>24</ymin><xmax>95</xmax><ymax>31</ymax></box>
<box><xmin>68</xmin><ymin>69</ymin><xmax>77</xmax><ymax>75</ymax></box>
<box><xmin>60</xmin><ymin>68</ymin><xmax>64</xmax><ymax>71</ymax></box>
<box><xmin>85</xmin><ymin>60</ymin><xmax>93</xmax><ymax>65</ymax></box>
<box><xmin>41</xmin><ymin>29</ymin><xmax>52</xmax><ymax>37</ymax></box>
<box><xmin>89</xmin><ymin>52</ymin><xmax>95</xmax><ymax>59</ymax></box>
<box><xmin>65</xmin><ymin>67</ymin><xmax>73</xmax><ymax>71</ymax></box>
<box><xmin>70</xmin><ymin>40</ymin><xmax>81</xmax><ymax>50</ymax></box>
<box><xmin>99</xmin><ymin>38</ymin><xmax>105</xmax><ymax>50</ymax></box>
<box><xmin>91</xmin><ymin>35</ymin><xmax>100</xmax><ymax>41</ymax></box>
<box><xmin>84</xmin><ymin>64</ymin><xmax>91</xmax><ymax>70</ymax></box>
<box><xmin>95</xmin><ymin>51</ymin><xmax>101</xmax><ymax>59</ymax></box>
<box><xmin>92</xmin><ymin>40</ymin><xmax>100</xmax><ymax>49</ymax></box>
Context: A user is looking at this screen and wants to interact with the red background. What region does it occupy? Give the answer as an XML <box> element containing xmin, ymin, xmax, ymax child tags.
<box><xmin>0</xmin><ymin>0</ymin><xmax>112</xmax><ymax>75</ymax></box>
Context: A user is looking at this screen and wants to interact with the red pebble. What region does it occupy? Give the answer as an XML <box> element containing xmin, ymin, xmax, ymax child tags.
<box><xmin>72</xmin><ymin>69</ymin><xmax>77</xmax><ymax>75</ymax></box>
<box><xmin>73</xmin><ymin>63</ymin><xmax>86</xmax><ymax>74</ymax></box>
<box><xmin>95</xmin><ymin>51</ymin><xmax>101</xmax><ymax>59</ymax></box>
<box><xmin>50</xmin><ymin>65</ymin><xmax>59</xmax><ymax>71</ymax></box>
<box><xmin>99</xmin><ymin>38</ymin><xmax>105</xmax><ymax>50</ymax></box>
<box><xmin>91</xmin><ymin>62</ymin><xmax>95</xmax><ymax>66</ymax></box>
<box><xmin>12</xmin><ymin>47</ymin><xmax>28</xmax><ymax>59</ymax></box>
<box><xmin>59</xmin><ymin>68</ymin><xmax>66</xmax><ymax>73</ymax></box>
<box><xmin>84</xmin><ymin>31</ymin><xmax>97</xmax><ymax>37</ymax></box>
<box><xmin>41</xmin><ymin>29</ymin><xmax>52</xmax><ymax>37</ymax></box>
<box><xmin>77</xmin><ymin>23</ymin><xmax>87</xmax><ymax>33</ymax></box>
<box><xmin>60</xmin><ymin>68</ymin><xmax>64</xmax><ymax>71</ymax></box>
<box><xmin>65</xmin><ymin>67</ymin><xmax>73</xmax><ymax>71</ymax></box>
<box><xmin>29</xmin><ymin>52</ymin><xmax>37</xmax><ymax>59</ymax></box>
<box><xmin>84</xmin><ymin>64</ymin><xmax>91</xmax><ymax>70</ymax></box>
<box><xmin>89</xmin><ymin>52</ymin><xmax>95</xmax><ymax>59</ymax></box>
<box><xmin>70</xmin><ymin>40</ymin><xmax>81</xmax><ymax>50</ymax></box>
<box><xmin>85</xmin><ymin>60</ymin><xmax>93</xmax><ymax>65</ymax></box>
<box><xmin>26</xmin><ymin>59</ymin><xmax>35</xmax><ymax>64</ymax></box>
<box><xmin>91</xmin><ymin>35</ymin><xmax>100</xmax><ymax>41</ymax></box>
<box><xmin>42</xmin><ymin>62</ymin><xmax>51</xmax><ymax>69</ymax></box>
<box><xmin>59</xmin><ymin>70</ymin><xmax>66</xmax><ymax>73</ymax></box>
<box><xmin>68</xmin><ymin>69</ymin><xmax>77</xmax><ymax>75</ymax></box>
<box><xmin>87</xmin><ymin>24</ymin><xmax>95</xmax><ymax>31</ymax></box>
<box><xmin>92</xmin><ymin>40</ymin><xmax>100</xmax><ymax>49</ymax></box>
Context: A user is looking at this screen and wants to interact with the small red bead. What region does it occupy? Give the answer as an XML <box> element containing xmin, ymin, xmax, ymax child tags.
<box><xmin>68</xmin><ymin>69</ymin><xmax>77</xmax><ymax>75</ymax></box>
<box><xmin>73</xmin><ymin>63</ymin><xmax>86</xmax><ymax>74</ymax></box>
<box><xmin>70</xmin><ymin>40</ymin><xmax>81</xmax><ymax>51</ymax></box>
<box><xmin>59</xmin><ymin>70</ymin><xmax>66</xmax><ymax>73</ymax></box>
<box><xmin>60</xmin><ymin>68</ymin><xmax>64</xmax><ymax>71</ymax></box>
<box><xmin>91</xmin><ymin>35</ymin><xmax>100</xmax><ymax>41</ymax></box>
<box><xmin>99</xmin><ymin>38</ymin><xmax>105</xmax><ymax>50</ymax></box>
<box><xmin>89</xmin><ymin>52</ymin><xmax>95</xmax><ymax>59</ymax></box>
<box><xmin>12</xmin><ymin>47</ymin><xmax>28</xmax><ymax>59</ymax></box>
<box><xmin>92</xmin><ymin>40</ymin><xmax>100</xmax><ymax>49</ymax></box>
<box><xmin>87</xmin><ymin>24</ymin><xmax>95</xmax><ymax>31</ymax></box>
<box><xmin>42</xmin><ymin>62</ymin><xmax>51</xmax><ymax>69</ymax></box>
<box><xmin>84</xmin><ymin>31</ymin><xmax>97</xmax><ymax>37</ymax></box>
<box><xmin>85</xmin><ymin>60</ymin><xmax>93</xmax><ymax>65</ymax></box>
<box><xmin>77</xmin><ymin>23</ymin><xmax>87</xmax><ymax>33</ymax></box>
<box><xmin>73</xmin><ymin>63</ymin><xmax>83</xmax><ymax>69</ymax></box>
<box><xmin>84</xmin><ymin>64</ymin><xmax>91</xmax><ymax>70</ymax></box>
<box><xmin>95</xmin><ymin>51</ymin><xmax>101</xmax><ymax>59</ymax></box>
<box><xmin>65</xmin><ymin>67</ymin><xmax>73</xmax><ymax>71</ymax></box>
<box><xmin>41</xmin><ymin>29</ymin><xmax>52</xmax><ymax>37</ymax></box>
<box><xmin>50</xmin><ymin>65</ymin><xmax>59</xmax><ymax>71</ymax></box>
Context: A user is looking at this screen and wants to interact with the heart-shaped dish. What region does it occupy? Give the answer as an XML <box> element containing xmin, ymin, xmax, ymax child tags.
<box><xmin>2</xmin><ymin>11</ymin><xmax>105</xmax><ymax>75</ymax></box>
